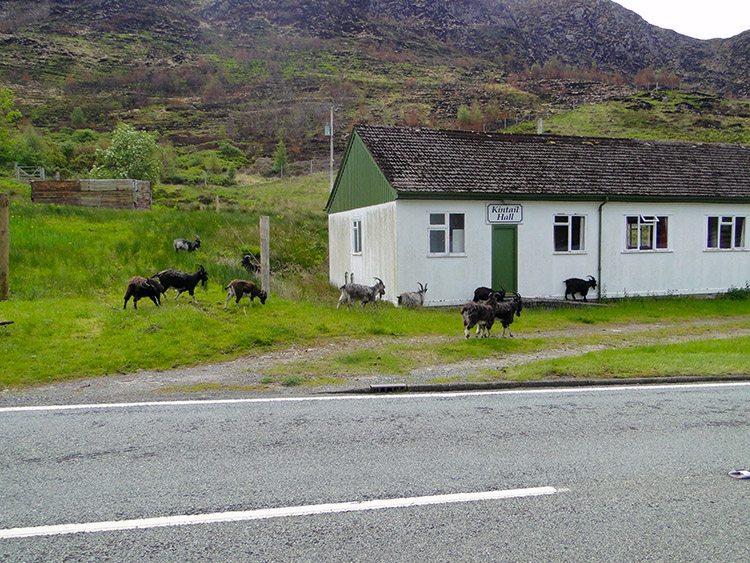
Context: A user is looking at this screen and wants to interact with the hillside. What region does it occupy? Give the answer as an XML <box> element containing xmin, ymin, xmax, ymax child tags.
<box><xmin>0</xmin><ymin>0</ymin><xmax>749</xmax><ymax>172</ymax></box>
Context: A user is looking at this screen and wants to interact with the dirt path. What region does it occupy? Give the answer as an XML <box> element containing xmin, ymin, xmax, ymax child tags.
<box><xmin>2</xmin><ymin>317</ymin><xmax>749</xmax><ymax>407</ymax></box>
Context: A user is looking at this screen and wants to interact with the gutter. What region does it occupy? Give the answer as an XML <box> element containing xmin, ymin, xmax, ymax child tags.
<box><xmin>597</xmin><ymin>197</ymin><xmax>609</xmax><ymax>300</ymax></box>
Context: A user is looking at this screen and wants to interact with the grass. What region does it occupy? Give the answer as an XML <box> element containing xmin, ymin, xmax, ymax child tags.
<box><xmin>3</xmin><ymin>169</ymin><xmax>750</xmax><ymax>391</ymax></box>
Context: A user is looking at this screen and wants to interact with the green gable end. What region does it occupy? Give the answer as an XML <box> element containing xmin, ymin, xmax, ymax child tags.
<box><xmin>325</xmin><ymin>131</ymin><xmax>397</xmax><ymax>213</ymax></box>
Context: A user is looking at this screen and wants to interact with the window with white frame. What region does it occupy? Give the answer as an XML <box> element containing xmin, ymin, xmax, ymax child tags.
<box><xmin>707</xmin><ymin>216</ymin><xmax>745</xmax><ymax>250</ymax></box>
<box><xmin>428</xmin><ymin>212</ymin><xmax>465</xmax><ymax>255</ymax></box>
<box><xmin>352</xmin><ymin>219</ymin><xmax>362</xmax><ymax>254</ymax></box>
<box><xmin>554</xmin><ymin>215</ymin><xmax>585</xmax><ymax>252</ymax></box>
<box><xmin>626</xmin><ymin>215</ymin><xmax>669</xmax><ymax>251</ymax></box>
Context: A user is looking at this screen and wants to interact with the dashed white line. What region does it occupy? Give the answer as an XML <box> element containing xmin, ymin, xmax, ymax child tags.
<box><xmin>0</xmin><ymin>486</ymin><xmax>560</xmax><ymax>539</ymax></box>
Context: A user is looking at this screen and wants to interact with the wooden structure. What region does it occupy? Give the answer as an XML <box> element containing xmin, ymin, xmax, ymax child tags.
<box><xmin>14</xmin><ymin>163</ymin><xmax>45</xmax><ymax>184</ymax></box>
<box><xmin>30</xmin><ymin>179</ymin><xmax>151</xmax><ymax>210</ymax></box>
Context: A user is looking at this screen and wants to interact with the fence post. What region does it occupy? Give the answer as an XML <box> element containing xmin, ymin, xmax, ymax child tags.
<box><xmin>260</xmin><ymin>215</ymin><xmax>270</xmax><ymax>295</ymax></box>
<box><xmin>0</xmin><ymin>193</ymin><xmax>9</xmax><ymax>300</ymax></box>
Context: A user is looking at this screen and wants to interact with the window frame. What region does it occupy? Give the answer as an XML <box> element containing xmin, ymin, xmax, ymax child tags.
<box><xmin>624</xmin><ymin>214</ymin><xmax>670</xmax><ymax>252</ymax></box>
<box><xmin>553</xmin><ymin>214</ymin><xmax>586</xmax><ymax>253</ymax></box>
<box><xmin>352</xmin><ymin>218</ymin><xmax>362</xmax><ymax>255</ymax></box>
<box><xmin>706</xmin><ymin>215</ymin><xmax>746</xmax><ymax>251</ymax></box>
<box><xmin>428</xmin><ymin>211</ymin><xmax>466</xmax><ymax>256</ymax></box>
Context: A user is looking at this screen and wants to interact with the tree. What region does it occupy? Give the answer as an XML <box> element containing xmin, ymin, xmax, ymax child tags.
<box><xmin>90</xmin><ymin>122</ymin><xmax>161</xmax><ymax>183</ymax></box>
<box><xmin>272</xmin><ymin>139</ymin><xmax>288</xmax><ymax>178</ymax></box>
<box><xmin>70</xmin><ymin>106</ymin><xmax>85</xmax><ymax>128</ymax></box>
<box><xmin>0</xmin><ymin>87</ymin><xmax>21</xmax><ymax>164</ymax></box>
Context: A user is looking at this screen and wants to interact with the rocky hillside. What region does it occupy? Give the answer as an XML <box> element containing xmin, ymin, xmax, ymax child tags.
<box><xmin>1</xmin><ymin>0</ymin><xmax>748</xmax><ymax>163</ymax></box>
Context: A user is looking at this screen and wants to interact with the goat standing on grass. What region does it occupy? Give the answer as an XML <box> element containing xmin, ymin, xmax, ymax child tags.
<box><xmin>494</xmin><ymin>292</ymin><xmax>523</xmax><ymax>337</ymax></box>
<box><xmin>460</xmin><ymin>291</ymin><xmax>501</xmax><ymax>338</ymax></box>
<box><xmin>153</xmin><ymin>264</ymin><xmax>208</xmax><ymax>303</ymax></box>
<box><xmin>337</xmin><ymin>276</ymin><xmax>385</xmax><ymax>309</ymax></box>
<box><xmin>224</xmin><ymin>279</ymin><xmax>267</xmax><ymax>311</ymax></box>
<box><xmin>124</xmin><ymin>276</ymin><xmax>165</xmax><ymax>309</ymax></box>
<box><xmin>398</xmin><ymin>282</ymin><xmax>428</xmax><ymax>307</ymax></box>
<box><xmin>564</xmin><ymin>275</ymin><xmax>597</xmax><ymax>301</ymax></box>
<box><xmin>174</xmin><ymin>235</ymin><xmax>201</xmax><ymax>252</ymax></box>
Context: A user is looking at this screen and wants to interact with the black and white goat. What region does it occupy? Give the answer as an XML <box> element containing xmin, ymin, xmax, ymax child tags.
<box><xmin>398</xmin><ymin>282</ymin><xmax>428</xmax><ymax>307</ymax></box>
<box><xmin>123</xmin><ymin>276</ymin><xmax>165</xmax><ymax>309</ymax></box>
<box><xmin>336</xmin><ymin>276</ymin><xmax>385</xmax><ymax>309</ymax></box>
<box><xmin>494</xmin><ymin>292</ymin><xmax>523</xmax><ymax>337</ymax></box>
<box><xmin>153</xmin><ymin>264</ymin><xmax>208</xmax><ymax>303</ymax></box>
<box><xmin>241</xmin><ymin>254</ymin><xmax>261</xmax><ymax>275</ymax></box>
<box><xmin>460</xmin><ymin>291</ymin><xmax>502</xmax><ymax>338</ymax></box>
<box><xmin>223</xmin><ymin>279</ymin><xmax>267</xmax><ymax>311</ymax></box>
<box><xmin>564</xmin><ymin>275</ymin><xmax>597</xmax><ymax>302</ymax></box>
<box><xmin>174</xmin><ymin>235</ymin><xmax>201</xmax><ymax>252</ymax></box>
<box><xmin>473</xmin><ymin>285</ymin><xmax>506</xmax><ymax>302</ymax></box>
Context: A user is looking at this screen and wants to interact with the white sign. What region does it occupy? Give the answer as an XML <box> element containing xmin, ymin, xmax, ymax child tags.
<box><xmin>487</xmin><ymin>203</ymin><xmax>523</xmax><ymax>224</ymax></box>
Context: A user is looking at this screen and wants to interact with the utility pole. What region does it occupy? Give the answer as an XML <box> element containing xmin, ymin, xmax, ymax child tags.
<box><xmin>326</xmin><ymin>105</ymin><xmax>335</xmax><ymax>193</ymax></box>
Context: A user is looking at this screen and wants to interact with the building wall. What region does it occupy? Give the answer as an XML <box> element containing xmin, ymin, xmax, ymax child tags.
<box><xmin>332</xmin><ymin>198</ymin><xmax>750</xmax><ymax>305</ymax></box>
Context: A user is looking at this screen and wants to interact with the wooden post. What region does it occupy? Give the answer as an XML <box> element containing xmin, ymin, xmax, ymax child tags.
<box><xmin>0</xmin><ymin>193</ymin><xmax>9</xmax><ymax>300</ymax></box>
<box><xmin>260</xmin><ymin>215</ymin><xmax>270</xmax><ymax>294</ymax></box>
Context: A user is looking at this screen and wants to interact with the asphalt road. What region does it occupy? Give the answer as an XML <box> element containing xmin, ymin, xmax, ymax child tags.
<box><xmin>1</xmin><ymin>382</ymin><xmax>749</xmax><ymax>561</ymax></box>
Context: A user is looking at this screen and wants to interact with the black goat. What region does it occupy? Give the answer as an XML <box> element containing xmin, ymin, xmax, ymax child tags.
<box><xmin>564</xmin><ymin>275</ymin><xmax>597</xmax><ymax>302</ymax></box>
<box><xmin>494</xmin><ymin>293</ymin><xmax>523</xmax><ymax>337</ymax></box>
<box><xmin>153</xmin><ymin>264</ymin><xmax>208</xmax><ymax>303</ymax></box>
<box><xmin>241</xmin><ymin>254</ymin><xmax>261</xmax><ymax>274</ymax></box>
<box><xmin>224</xmin><ymin>279</ymin><xmax>267</xmax><ymax>310</ymax></box>
<box><xmin>460</xmin><ymin>291</ymin><xmax>501</xmax><ymax>338</ymax></box>
<box><xmin>123</xmin><ymin>276</ymin><xmax>165</xmax><ymax>309</ymax></box>
<box><xmin>174</xmin><ymin>235</ymin><xmax>201</xmax><ymax>252</ymax></box>
<box><xmin>473</xmin><ymin>285</ymin><xmax>506</xmax><ymax>302</ymax></box>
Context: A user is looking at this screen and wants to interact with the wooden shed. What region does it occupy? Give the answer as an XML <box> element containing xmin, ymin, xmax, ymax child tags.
<box><xmin>30</xmin><ymin>179</ymin><xmax>151</xmax><ymax>210</ymax></box>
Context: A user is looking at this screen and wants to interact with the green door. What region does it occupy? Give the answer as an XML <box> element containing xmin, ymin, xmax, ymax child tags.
<box><xmin>492</xmin><ymin>225</ymin><xmax>517</xmax><ymax>293</ymax></box>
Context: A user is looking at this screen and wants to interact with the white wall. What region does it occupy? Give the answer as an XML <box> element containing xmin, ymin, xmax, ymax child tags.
<box><xmin>331</xmin><ymin>199</ymin><xmax>750</xmax><ymax>305</ymax></box>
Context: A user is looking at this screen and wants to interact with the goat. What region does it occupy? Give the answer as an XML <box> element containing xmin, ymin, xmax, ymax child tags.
<box><xmin>460</xmin><ymin>291</ymin><xmax>501</xmax><ymax>338</ymax></box>
<box><xmin>153</xmin><ymin>264</ymin><xmax>208</xmax><ymax>303</ymax></box>
<box><xmin>398</xmin><ymin>282</ymin><xmax>428</xmax><ymax>307</ymax></box>
<box><xmin>224</xmin><ymin>279</ymin><xmax>267</xmax><ymax>310</ymax></box>
<box><xmin>174</xmin><ymin>235</ymin><xmax>201</xmax><ymax>252</ymax></box>
<box><xmin>493</xmin><ymin>292</ymin><xmax>523</xmax><ymax>337</ymax></box>
<box><xmin>336</xmin><ymin>276</ymin><xmax>385</xmax><ymax>309</ymax></box>
<box><xmin>123</xmin><ymin>276</ymin><xmax>165</xmax><ymax>309</ymax></box>
<box><xmin>473</xmin><ymin>285</ymin><xmax>506</xmax><ymax>302</ymax></box>
<box><xmin>241</xmin><ymin>254</ymin><xmax>260</xmax><ymax>275</ymax></box>
<box><xmin>564</xmin><ymin>275</ymin><xmax>597</xmax><ymax>302</ymax></box>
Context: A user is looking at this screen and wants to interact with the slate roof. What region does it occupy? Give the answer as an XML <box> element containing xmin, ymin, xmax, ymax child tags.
<box><xmin>353</xmin><ymin>125</ymin><xmax>750</xmax><ymax>200</ymax></box>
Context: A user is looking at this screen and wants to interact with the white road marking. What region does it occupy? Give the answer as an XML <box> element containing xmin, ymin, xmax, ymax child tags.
<box><xmin>0</xmin><ymin>487</ymin><xmax>560</xmax><ymax>539</ymax></box>
<box><xmin>0</xmin><ymin>381</ymin><xmax>748</xmax><ymax>414</ymax></box>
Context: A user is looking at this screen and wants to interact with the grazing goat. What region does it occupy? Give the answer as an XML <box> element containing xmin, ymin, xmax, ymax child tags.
<box><xmin>398</xmin><ymin>282</ymin><xmax>428</xmax><ymax>307</ymax></box>
<box><xmin>123</xmin><ymin>276</ymin><xmax>165</xmax><ymax>309</ymax></box>
<box><xmin>241</xmin><ymin>254</ymin><xmax>261</xmax><ymax>275</ymax></box>
<box><xmin>174</xmin><ymin>235</ymin><xmax>201</xmax><ymax>252</ymax></box>
<box><xmin>460</xmin><ymin>291</ymin><xmax>501</xmax><ymax>338</ymax></box>
<box><xmin>153</xmin><ymin>264</ymin><xmax>208</xmax><ymax>303</ymax></box>
<box><xmin>224</xmin><ymin>279</ymin><xmax>267</xmax><ymax>310</ymax></box>
<box><xmin>473</xmin><ymin>285</ymin><xmax>506</xmax><ymax>302</ymax></box>
<box><xmin>494</xmin><ymin>293</ymin><xmax>523</xmax><ymax>337</ymax></box>
<box><xmin>564</xmin><ymin>275</ymin><xmax>597</xmax><ymax>302</ymax></box>
<box><xmin>337</xmin><ymin>277</ymin><xmax>385</xmax><ymax>309</ymax></box>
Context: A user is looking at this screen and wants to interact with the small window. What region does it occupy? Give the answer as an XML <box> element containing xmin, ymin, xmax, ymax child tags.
<box><xmin>352</xmin><ymin>219</ymin><xmax>362</xmax><ymax>254</ymax></box>
<box><xmin>428</xmin><ymin>212</ymin><xmax>465</xmax><ymax>255</ymax></box>
<box><xmin>626</xmin><ymin>215</ymin><xmax>668</xmax><ymax>251</ymax></box>
<box><xmin>707</xmin><ymin>216</ymin><xmax>745</xmax><ymax>250</ymax></box>
<box><xmin>554</xmin><ymin>215</ymin><xmax>585</xmax><ymax>252</ymax></box>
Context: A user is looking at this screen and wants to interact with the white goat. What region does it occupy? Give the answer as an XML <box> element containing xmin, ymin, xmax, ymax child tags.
<box><xmin>398</xmin><ymin>282</ymin><xmax>428</xmax><ymax>307</ymax></box>
<box><xmin>174</xmin><ymin>235</ymin><xmax>201</xmax><ymax>252</ymax></box>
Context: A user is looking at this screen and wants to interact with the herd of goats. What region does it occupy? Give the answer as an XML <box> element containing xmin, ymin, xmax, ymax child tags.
<box><xmin>123</xmin><ymin>235</ymin><xmax>598</xmax><ymax>339</ymax></box>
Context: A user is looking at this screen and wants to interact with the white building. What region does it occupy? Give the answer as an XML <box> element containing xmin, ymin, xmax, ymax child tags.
<box><xmin>326</xmin><ymin>126</ymin><xmax>750</xmax><ymax>305</ymax></box>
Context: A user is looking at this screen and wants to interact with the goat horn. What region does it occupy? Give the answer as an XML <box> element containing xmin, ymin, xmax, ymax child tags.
<box><xmin>374</xmin><ymin>277</ymin><xmax>383</xmax><ymax>283</ymax></box>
